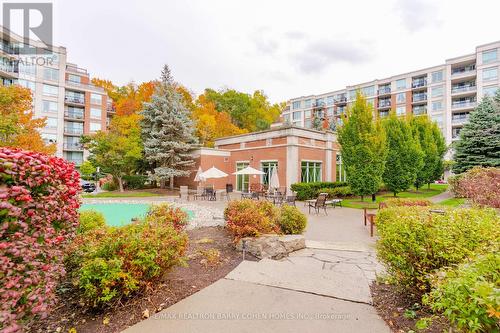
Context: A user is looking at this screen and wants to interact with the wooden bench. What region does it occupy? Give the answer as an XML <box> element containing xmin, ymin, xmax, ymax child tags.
<box><xmin>363</xmin><ymin>207</ymin><xmax>377</xmax><ymax>237</ymax></box>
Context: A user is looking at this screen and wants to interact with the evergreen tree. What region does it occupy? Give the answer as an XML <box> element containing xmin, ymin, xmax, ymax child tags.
<box><xmin>338</xmin><ymin>92</ymin><xmax>387</xmax><ymax>200</ymax></box>
<box><xmin>411</xmin><ymin>116</ymin><xmax>439</xmax><ymax>190</ymax></box>
<box><xmin>382</xmin><ymin>113</ymin><xmax>423</xmax><ymax>196</ymax></box>
<box><xmin>141</xmin><ymin>65</ymin><xmax>198</xmax><ymax>189</ymax></box>
<box><xmin>452</xmin><ymin>90</ymin><xmax>500</xmax><ymax>173</ymax></box>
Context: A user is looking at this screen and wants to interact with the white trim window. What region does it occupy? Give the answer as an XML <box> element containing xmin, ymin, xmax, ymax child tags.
<box><xmin>301</xmin><ymin>161</ymin><xmax>321</xmax><ymax>183</ymax></box>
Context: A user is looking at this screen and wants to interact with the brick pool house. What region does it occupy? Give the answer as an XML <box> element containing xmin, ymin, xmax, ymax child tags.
<box><xmin>175</xmin><ymin>125</ymin><xmax>344</xmax><ymax>192</ymax></box>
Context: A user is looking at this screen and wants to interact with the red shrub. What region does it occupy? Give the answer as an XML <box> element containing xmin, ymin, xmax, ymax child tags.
<box><xmin>0</xmin><ymin>148</ymin><xmax>81</xmax><ymax>332</ymax></box>
<box><xmin>454</xmin><ymin>167</ymin><xmax>500</xmax><ymax>208</ymax></box>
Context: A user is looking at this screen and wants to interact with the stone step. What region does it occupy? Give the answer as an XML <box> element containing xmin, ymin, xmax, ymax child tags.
<box><xmin>225</xmin><ymin>257</ymin><xmax>373</xmax><ymax>304</ymax></box>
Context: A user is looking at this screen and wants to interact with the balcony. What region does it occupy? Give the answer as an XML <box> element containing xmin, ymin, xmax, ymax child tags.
<box><xmin>451</xmin><ymin>100</ymin><xmax>476</xmax><ymax>110</ymax></box>
<box><xmin>377</xmin><ymin>86</ymin><xmax>391</xmax><ymax>95</ymax></box>
<box><xmin>451</xmin><ymin>84</ymin><xmax>476</xmax><ymax>95</ymax></box>
<box><xmin>64</xmin><ymin>127</ymin><xmax>84</xmax><ymax>135</ymax></box>
<box><xmin>413</xmin><ymin>106</ymin><xmax>427</xmax><ymax>115</ymax></box>
<box><xmin>452</xmin><ymin>116</ymin><xmax>469</xmax><ymax>125</ymax></box>
<box><xmin>379</xmin><ymin>110</ymin><xmax>389</xmax><ymax>118</ymax></box>
<box><xmin>66</xmin><ymin>80</ymin><xmax>103</xmax><ymax>93</ymax></box>
<box><xmin>67</xmin><ymin>158</ymin><xmax>83</xmax><ymax>166</ymax></box>
<box><xmin>334</xmin><ymin>96</ymin><xmax>347</xmax><ymax>104</ymax></box>
<box><xmin>451</xmin><ymin>64</ymin><xmax>476</xmax><ymax>78</ymax></box>
<box><xmin>65</xmin><ymin>95</ymin><xmax>85</xmax><ymax>105</ymax></box>
<box><xmin>63</xmin><ymin>142</ymin><xmax>83</xmax><ymax>151</ymax></box>
<box><xmin>312</xmin><ymin>101</ymin><xmax>325</xmax><ymax>109</ymax></box>
<box><xmin>412</xmin><ymin>93</ymin><xmax>427</xmax><ymax>103</ymax></box>
<box><xmin>0</xmin><ymin>63</ymin><xmax>19</xmax><ymax>77</ymax></box>
<box><xmin>106</xmin><ymin>102</ymin><xmax>116</xmax><ymax>113</ymax></box>
<box><xmin>64</xmin><ymin>111</ymin><xmax>84</xmax><ymax>120</ymax></box>
<box><xmin>411</xmin><ymin>78</ymin><xmax>427</xmax><ymax>89</ymax></box>
<box><xmin>378</xmin><ymin>99</ymin><xmax>391</xmax><ymax>109</ymax></box>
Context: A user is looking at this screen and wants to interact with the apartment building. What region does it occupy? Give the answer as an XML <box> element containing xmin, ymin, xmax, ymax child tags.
<box><xmin>0</xmin><ymin>27</ymin><xmax>113</xmax><ymax>166</ymax></box>
<box><xmin>282</xmin><ymin>41</ymin><xmax>500</xmax><ymax>146</ymax></box>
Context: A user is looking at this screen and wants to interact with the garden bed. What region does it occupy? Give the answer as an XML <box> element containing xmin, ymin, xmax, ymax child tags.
<box><xmin>27</xmin><ymin>226</ymin><xmax>255</xmax><ymax>333</ymax></box>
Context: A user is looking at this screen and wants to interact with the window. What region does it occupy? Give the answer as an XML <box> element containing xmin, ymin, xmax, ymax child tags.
<box><xmin>483</xmin><ymin>85</ymin><xmax>498</xmax><ymax>97</ymax></box>
<box><xmin>304</xmin><ymin>119</ymin><xmax>312</xmax><ymax>128</ymax></box>
<box><xmin>396</xmin><ymin>92</ymin><xmax>406</xmax><ymax>104</ymax></box>
<box><xmin>327</xmin><ymin>107</ymin><xmax>334</xmax><ymax>116</ymax></box>
<box><xmin>45</xmin><ymin>117</ymin><xmax>58</xmax><ymax>129</ymax></box>
<box><xmin>431</xmin><ymin>71</ymin><xmax>443</xmax><ymax>83</ymax></box>
<box><xmin>292</xmin><ymin>111</ymin><xmax>302</xmax><ymax>121</ymax></box>
<box><xmin>362</xmin><ymin>86</ymin><xmax>375</xmax><ymax>96</ymax></box>
<box><xmin>90</xmin><ymin>93</ymin><xmax>102</xmax><ymax>105</ymax></box>
<box><xmin>19</xmin><ymin>63</ymin><xmax>36</xmax><ymax>76</ymax></box>
<box><xmin>336</xmin><ymin>154</ymin><xmax>346</xmax><ymax>182</ymax></box>
<box><xmin>42</xmin><ymin>84</ymin><xmax>58</xmax><ymax>96</ymax></box>
<box><xmin>326</xmin><ymin>96</ymin><xmax>334</xmax><ymax>105</ymax></box>
<box><xmin>348</xmin><ymin>89</ymin><xmax>356</xmax><ymax>100</ymax></box>
<box><xmin>292</xmin><ymin>101</ymin><xmax>301</xmax><ymax>109</ymax></box>
<box><xmin>482</xmin><ymin>49</ymin><xmax>497</xmax><ymax>64</ymax></box>
<box><xmin>431</xmin><ymin>114</ymin><xmax>443</xmax><ymax>127</ymax></box>
<box><xmin>90</xmin><ymin>107</ymin><xmax>102</xmax><ymax>119</ymax></box>
<box><xmin>18</xmin><ymin>79</ymin><xmax>35</xmax><ymax>92</ymax></box>
<box><xmin>43</xmin><ymin>67</ymin><xmax>59</xmax><ymax>81</ymax></box>
<box><xmin>366</xmin><ymin>98</ymin><xmax>375</xmax><ymax>106</ymax></box>
<box><xmin>396</xmin><ymin>106</ymin><xmax>406</xmax><ymax>116</ymax></box>
<box><xmin>261</xmin><ymin>161</ymin><xmax>278</xmax><ymax>186</ymax></box>
<box><xmin>315</xmin><ymin>98</ymin><xmax>324</xmax><ymax>106</ymax></box>
<box><xmin>68</xmin><ymin>74</ymin><xmax>81</xmax><ymax>83</ymax></box>
<box><xmin>301</xmin><ymin>161</ymin><xmax>321</xmax><ymax>183</ymax></box>
<box><xmin>236</xmin><ymin>162</ymin><xmax>249</xmax><ymax>192</ymax></box>
<box><xmin>41</xmin><ymin>133</ymin><xmax>57</xmax><ymax>144</ymax></box>
<box><xmin>283</xmin><ymin>114</ymin><xmax>290</xmax><ymax>124</ymax></box>
<box><xmin>42</xmin><ymin>100</ymin><xmax>58</xmax><ymax>113</ymax></box>
<box><xmin>304</xmin><ymin>99</ymin><xmax>311</xmax><ymax>108</ymax></box>
<box><xmin>432</xmin><ymin>101</ymin><xmax>443</xmax><ymax>111</ymax></box>
<box><xmin>396</xmin><ymin>79</ymin><xmax>406</xmax><ymax>90</ymax></box>
<box><xmin>90</xmin><ymin>122</ymin><xmax>101</xmax><ymax>132</ymax></box>
<box><xmin>431</xmin><ymin>85</ymin><xmax>444</xmax><ymax>98</ymax></box>
<box><xmin>304</xmin><ymin>110</ymin><xmax>311</xmax><ymax>118</ymax></box>
<box><xmin>483</xmin><ymin>67</ymin><xmax>498</xmax><ymax>81</ymax></box>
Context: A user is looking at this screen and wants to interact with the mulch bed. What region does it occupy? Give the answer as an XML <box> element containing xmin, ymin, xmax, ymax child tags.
<box><xmin>27</xmin><ymin>227</ymin><xmax>255</xmax><ymax>333</ymax></box>
<box><xmin>370</xmin><ymin>281</ymin><xmax>451</xmax><ymax>332</ymax></box>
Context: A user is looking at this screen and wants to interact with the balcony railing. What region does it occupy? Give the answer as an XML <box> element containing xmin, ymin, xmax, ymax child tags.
<box><xmin>413</xmin><ymin>106</ymin><xmax>427</xmax><ymax>115</ymax></box>
<box><xmin>451</xmin><ymin>65</ymin><xmax>476</xmax><ymax>76</ymax></box>
<box><xmin>378</xmin><ymin>87</ymin><xmax>391</xmax><ymax>95</ymax></box>
<box><xmin>64</xmin><ymin>111</ymin><xmax>84</xmax><ymax>120</ymax></box>
<box><xmin>411</xmin><ymin>79</ymin><xmax>427</xmax><ymax>88</ymax></box>
<box><xmin>0</xmin><ymin>63</ymin><xmax>19</xmax><ymax>74</ymax></box>
<box><xmin>451</xmin><ymin>101</ymin><xmax>477</xmax><ymax>109</ymax></box>
<box><xmin>335</xmin><ymin>97</ymin><xmax>347</xmax><ymax>104</ymax></box>
<box><xmin>451</xmin><ymin>85</ymin><xmax>476</xmax><ymax>94</ymax></box>
<box><xmin>412</xmin><ymin>94</ymin><xmax>427</xmax><ymax>102</ymax></box>
<box><xmin>379</xmin><ymin>111</ymin><xmax>389</xmax><ymax>118</ymax></box>
<box><xmin>63</xmin><ymin>142</ymin><xmax>83</xmax><ymax>151</ymax></box>
<box><xmin>312</xmin><ymin>101</ymin><xmax>325</xmax><ymax>108</ymax></box>
<box><xmin>378</xmin><ymin>100</ymin><xmax>391</xmax><ymax>108</ymax></box>
<box><xmin>452</xmin><ymin>116</ymin><xmax>469</xmax><ymax>124</ymax></box>
<box><xmin>65</xmin><ymin>95</ymin><xmax>85</xmax><ymax>104</ymax></box>
<box><xmin>64</xmin><ymin>127</ymin><xmax>84</xmax><ymax>135</ymax></box>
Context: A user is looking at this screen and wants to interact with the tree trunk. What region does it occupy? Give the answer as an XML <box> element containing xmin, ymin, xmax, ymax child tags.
<box><xmin>117</xmin><ymin>176</ymin><xmax>124</xmax><ymax>192</ymax></box>
<box><xmin>372</xmin><ymin>193</ymin><xmax>376</xmax><ymax>202</ymax></box>
<box><xmin>160</xmin><ymin>179</ymin><xmax>166</xmax><ymax>189</ymax></box>
<box><xmin>360</xmin><ymin>195</ymin><xmax>364</xmax><ymax>201</ymax></box>
<box><xmin>428</xmin><ymin>183</ymin><xmax>431</xmax><ymax>189</ymax></box>
<box><xmin>169</xmin><ymin>176</ymin><xmax>174</xmax><ymax>190</ymax></box>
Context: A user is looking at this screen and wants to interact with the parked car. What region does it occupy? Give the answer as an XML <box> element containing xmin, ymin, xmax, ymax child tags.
<box><xmin>80</xmin><ymin>180</ymin><xmax>96</xmax><ymax>193</ymax></box>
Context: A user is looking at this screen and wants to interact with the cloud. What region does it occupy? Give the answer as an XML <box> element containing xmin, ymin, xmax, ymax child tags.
<box><xmin>395</xmin><ymin>0</ymin><xmax>442</xmax><ymax>32</ymax></box>
<box><xmin>292</xmin><ymin>41</ymin><xmax>372</xmax><ymax>74</ymax></box>
<box><xmin>284</xmin><ymin>31</ymin><xmax>307</xmax><ymax>40</ymax></box>
<box><xmin>251</xmin><ymin>27</ymin><xmax>279</xmax><ymax>54</ymax></box>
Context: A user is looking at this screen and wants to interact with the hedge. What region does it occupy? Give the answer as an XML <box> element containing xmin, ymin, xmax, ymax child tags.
<box><xmin>290</xmin><ymin>181</ymin><xmax>348</xmax><ymax>200</ymax></box>
<box><xmin>123</xmin><ymin>175</ymin><xmax>148</xmax><ymax>190</ymax></box>
<box><xmin>0</xmin><ymin>148</ymin><xmax>81</xmax><ymax>331</ymax></box>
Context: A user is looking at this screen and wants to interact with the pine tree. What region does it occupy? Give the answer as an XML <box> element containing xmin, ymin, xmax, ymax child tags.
<box><xmin>141</xmin><ymin>65</ymin><xmax>198</xmax><ymax>189</ymax></box>
<box><xmin>411</xmin><ymin>116</ymin><xmax>439</xmax><ymax>191</ymax></box>
<box><xmin>337</xmin><ymin>92</ymin><xmax>387</xmax><ymax>200</ymax></box>
<box><xmin>382</xmin><ymin>113</ymin><xmax>423</xmax><ymax>196</ymax></box>
<box><xmin>452</xmin><ymin>90</ymin><xmax>500</xmax><ymax>173</ymax></box>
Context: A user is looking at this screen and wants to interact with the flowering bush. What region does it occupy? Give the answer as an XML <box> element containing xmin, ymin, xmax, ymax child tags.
<box><xmin>78</xmin><ymin>210</ymin><xmax>106</xmax><ymax>234</ymax></box>
<box><xmin>278</xmin><ymin>205</ymin><xmax>307</xmax><ymax>234</ymax></box>
<box><xmin>384</xmin><ymin>198</ymin><xmax>432</xmax><ymax>207</ymax></box>
<box><xmin>224</xmin><ymin>200</ymin><xmax>280</xmax><ymax>240</ymax></box>
<box><xmin>376</xmin><ymin>206</ymin><xmax>499</xmax><ymax>297</ymax></box>
<box><xmin>0</xmin><ymin>148</ymin><xmax>80</xmax><ymax>332</ymax></box>
<box><xmin>450</xmin><ymin>167</ymin><xmax>500</xmax><ymax>208</ymax></box>
<box><xmin>146</xmin><ymin>203</ymin><xmax>188</xmax><ymax>231</ymax></box>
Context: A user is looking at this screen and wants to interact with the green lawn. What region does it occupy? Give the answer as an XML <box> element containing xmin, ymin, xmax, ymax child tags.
<box><xmin>340</xmin><ymin>184</ymin><xmax>448</xmax><ymax>209</ymax></box>
<box><xmin>437</xmin><ymin>197</ymin><xmax>466</xmax><ymax>207</ymax></box>
<box><xmin>82</xmin><ymin>191</ymin><xmax>162</xmax><ymax>198</ymax></box>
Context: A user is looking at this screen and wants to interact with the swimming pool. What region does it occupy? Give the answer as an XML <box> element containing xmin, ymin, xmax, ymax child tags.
<box><xmin>80</xmin><ymin>203</ymin><xmax>194</xmax><ymax>227</ymax></box>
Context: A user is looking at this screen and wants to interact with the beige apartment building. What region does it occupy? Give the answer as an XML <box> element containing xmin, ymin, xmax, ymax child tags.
<box><xmin>282</xmin><ymin>41</ymin><xmax>500</xmax><ymax>146</ymax></box>
<box><xmin>0</xmin><ymin>27</ymin><xmax>113</xmax><ymax>166</ymax></box>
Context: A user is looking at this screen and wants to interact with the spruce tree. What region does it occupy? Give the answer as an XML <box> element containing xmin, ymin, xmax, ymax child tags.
<box><xmin>452</xmin><ymin>90</ymin><xmax>500</xmax><ymax>173</ymax></box>
<box><xmin>411</xmin><ymin>116</ymin><xmax>439</xmax><ymax>190</ymax></box>
<box><xmin>338</xmin><ymin>92</ymin><xmax>387</xmax><ymax>200</ymax></box>
<box><xmin>141</xmin><ymin>65</ymin><xmax>198</xmax><ymax>189</ymax></box>
<box><xmin>382</xmin><ymin>113</ymin><xmax>423</xmax><ymax>196</ymax></box>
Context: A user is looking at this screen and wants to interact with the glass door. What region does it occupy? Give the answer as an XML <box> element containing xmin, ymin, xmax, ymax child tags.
<box><xmin>236</xmin><ymin>162</ymin><xmax>249</xmax><ymax>192</ymax></box>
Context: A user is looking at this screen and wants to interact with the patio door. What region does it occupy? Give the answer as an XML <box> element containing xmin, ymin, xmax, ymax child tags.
<box><xmin>236</xmin><ymin>162</ymin><xmax>249</xmax><ymax>192</ymax></box>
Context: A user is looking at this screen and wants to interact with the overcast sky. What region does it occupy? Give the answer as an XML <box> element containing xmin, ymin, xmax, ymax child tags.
<box><xmin>47</xmin><ymin>0</ymin><xmax>500</xmax><ymax>102</ymax></box>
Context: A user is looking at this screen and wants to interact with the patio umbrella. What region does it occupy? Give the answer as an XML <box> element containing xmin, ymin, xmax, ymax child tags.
<box><xmin>201</xmin><ymin>166</ymin><xmax>228</xmax><ymax>179</ymax></box>
<box><xmin>269</xmin><ymin>166</ymin><xmax>280</xmax><ymax>190</ymax></box>
<box><xmin>193</xmin><ymin>166</ymin><xmax>205</xmax><ymax>182</ymax></box>
<box><xmin>232</xmin><ymin>166</ymin><xmax>265</xmax><ymax>175</ymax></box>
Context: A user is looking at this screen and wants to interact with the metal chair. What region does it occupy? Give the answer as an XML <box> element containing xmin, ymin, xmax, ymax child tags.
<box><xmin>308</xmin><ymin>193</ymin><xmax>328</xmax><ymax>215</ymax></box>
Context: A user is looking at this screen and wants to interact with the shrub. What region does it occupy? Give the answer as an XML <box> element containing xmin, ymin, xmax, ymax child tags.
<box><xmin>451</xmin><ymin>167</ymin><xmax>500</xmax><ymax>208</ymax></box>
<box><xmin>384</xmin><ymin>198</ymin><xmax>432</xmax><ymax>207</ymax></box>
<box><xmin>424</xmin><ymin>253</ymin><xmax>500</xmax><ymax>332</ymax></box>
<box><xmin>145</xmin><ymin>203</ymin><xmax>188</xmax><ymax>231</ymax></box>
<box><xmin>224</xmin><ymin>200</ymin><xmax>280</xmax><ymax>240</ymax></box>
<box><xmin>278</xmin><ymin>205</ymin><xmax>307</xmax><ymax>234</ymax></box>
<box><xmin>66</xmin><ymin>219</ymin><xmax>188</xmax><ymax>307</ymax></box>
<box><xmin>290</xmin><ymin>181</ymin><xmax>348</xmax><ymax>200</ymax></box>
<box><xmin>376</xmin><ymin>206</ymin><xmax>499</xmax><ymax>297</ymax></box>
<box><xmin>0</xmin><ymin>148</ymin><xmax>81</xmax><ymax>331</ymax></box>
<box><xmin>317</xmin><ymin>186</ymin><xmax>353</xmax><ymax>198</ymax></box>
<box><xmin>78</xmin><ymin>210</ymin><xmax>106</xmax><ymax>234</ymax></box>
<box><xmin>447</xmin><ymin>174</ymin><xmax>463</xmax><ymax>198</ymax></box>
<box><xmin>123</xmin><ymin>175</ymin><xmax>148</xmax><ymax>190</ymax></box>
<box><xmin>102</xmin><ymin>181</ymin><xmax>118</xmax><ymax>191</ymax></box>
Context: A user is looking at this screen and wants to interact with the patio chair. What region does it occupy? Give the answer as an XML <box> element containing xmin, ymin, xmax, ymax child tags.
<box><xmin>220</xmin><ymin>184</ymin><xmax>233</xmax><ymax>201</ymax></box>
<box><xmin>308</xmin><ymin>193</ymin><xmax>328</xmax><ymax>215</ymax></box>
<box><xmin>284</xmin><ymin>195</ymin><xmax>297</xmax><ymax>206</ymax></box>
<box><xmin>193</xmin><ymin>186</ymin><xmax>205</xmax><ymax>200</ymax></box>
<box><xmin>205</xmin><ymin>187</ymin><xmax>216</xmax><ymax>201</ymax></box>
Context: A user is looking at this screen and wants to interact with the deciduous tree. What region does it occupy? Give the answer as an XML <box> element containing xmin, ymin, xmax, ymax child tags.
<box><xmin>411</xmin><ymin>116</ymin><xmax>439</xmax><ymax>190</ymax></box>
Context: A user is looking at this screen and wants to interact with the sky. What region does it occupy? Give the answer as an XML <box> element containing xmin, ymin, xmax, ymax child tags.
<box><xmin>42</xmin><ymin>0</ymin><xmax>500</xmax><ymax>102</ymax></box>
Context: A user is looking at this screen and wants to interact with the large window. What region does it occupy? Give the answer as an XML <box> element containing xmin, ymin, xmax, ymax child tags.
<box><xmin>236</xmin><ymin>162</ymin><xmax>249</xmax><ymax>192</ymax></box>
<box><xmin>483</xmin><ymin>67</ymin><xmax>498</xmax><ymax>81</ymax></box>
<box><xmin>301</xmin><ymin>161</ymin><xmax>321</xmax><ymax>183</ymax></box>
<box><xmin>41</xmin><ymin>133</ymin><xmax>57</xmax><ymax>144</ymax></box>
<box><xmin>18</xmin><ymin>79</ymin><xmax>36</xmax><ymax>92</ymax></box>
<box><xmin>396</xmin><ymin>106</ymin><xmax>406</xmax><ymax>116</ymax></box>
<box><xmin>396</xmin><ymin>92</ymin><xmax>406</xmax><ymax>104</ymax></box>
<box><xmin>43</xmin><ymin>67</ymin><xmax>59</xmax><ymax>81</ymax></box>
<box><xmin>348</xmin><ymin>89</ymin><xmax>356</xmax><ymax>100</ymax></box>
<box><xmin>42</xmin><ymin>84</ymin><xmax>58</xmax><ymax>96</ymax></box>
<box><xmin>90</xmin><ymin>107</ymin><xmax>102</xmax><ymax>119</ymax></box>
<box><xmin>283</xmin><ymin>114</ymin><xmax>290</xmax><ymax>124</ymax></box>
<box><xmin>292</xmin><ymin>111</ymin><xmax>302</xmax><ymax>121</ymax></box>
<box><xmin>396</xmin><ymin>78</ymin><xmax>406</xmax><ymax>90</ymax></box>
<box><xmin>90</xmin><ymin>122</ymin><xmax>102</xmax><ymax>132</ymax></box>
<box><xmin>90</xmin><ymin>93</ymin><xmax>102</xmax><ymax>105</ymax></box>
<box><xmin>45</xmin><ymin>117</ymin><xmax>58</xmax><ymax>129</ymax></box>
<box><xmin>42</xmin><ymin>100</ymin><xmax>58</xmax><ymax>113</ymax></box>
<box><xmin>431</xmin><ymin>85</ymin><xmax>444</xmax><ymax>98</ymax></box>
<box><xmin>431</xmin><ymin>71</ymin><xmax>443</xmax><ymax>83</ymax></box>
<box><xmin>261</xmin><ymin>161</ymin><xmax>278</xmax><ymax>186</ymax></box>
<box><xmin>326</xmin><ymin>96</ymin><xmax>334</xmax><ymax>105</ymax></box>
<box><xmin>432</xmin><ymin>100</ymin><xmax>443</xmax><ymax>111</ymax></box>
<box><xmin>292</xmin><ymin>101</ymin><xmax>301</xmax><ymax>109</ymax></box>
<box><xmin>483</xmin><ymin>85</ymin><xmax>498</xmax><ymax>97</ymax></box>
<box><xmin>336</xmin><ymin>155</ymin><xmax>346</xmax><ymax>182</ymax></box>
<box><xmin>68</xmin><ymin>74</ymin><xmax>81</xmax><ymax>83</ymax></box>
<box><xmin>362</xmin><ymin>86</ymin><xmax>375</xmax><ymax>97</ymax></box>
<box><xmin>304</xmin><ymin>110</ymin><xmax>311</xmax><ymax>118</ymax></box>
<box><xmin>304</xmin><ymin>99</ymin><xmax>311</xmax><ymax>108</ymax></box>
<box><xmin>482</xmin><ymin>49</ymin><xmax>498</xmax><ymax>64</ymax></box>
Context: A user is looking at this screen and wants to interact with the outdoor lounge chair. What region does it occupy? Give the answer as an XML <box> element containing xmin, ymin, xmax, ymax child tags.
<box><xmin>308</xmin><ymin>193</ymin><xmax>328</xmax><ymax>215</ymax></box>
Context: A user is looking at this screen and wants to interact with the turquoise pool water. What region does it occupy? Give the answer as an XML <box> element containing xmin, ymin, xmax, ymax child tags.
<box><xmin>80</xmin><ymin>203</ymin><xmax>194</xmax><ymax>227</ymax></box>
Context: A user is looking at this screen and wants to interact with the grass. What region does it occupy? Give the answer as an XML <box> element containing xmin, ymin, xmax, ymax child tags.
<box><xmin>82</xmin><ymin>191</ymin><xmax>162</xmax><ymax>198</ymax></box>
<box><xmin>437</xmin><ymin>197</ymin><xmax>466</xmax><ymax>207</ymax></box>
<box><xmin>341</xmin><ymin>184</ymin><xmax>448</xmax><ymax>209</ymax></box>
